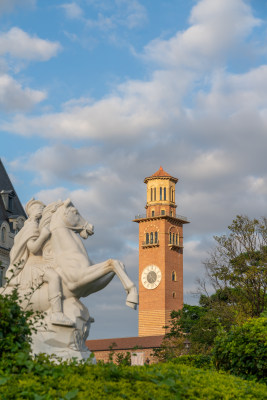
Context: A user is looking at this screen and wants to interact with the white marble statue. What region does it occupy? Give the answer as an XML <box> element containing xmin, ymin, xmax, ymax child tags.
<box><xmin>2</xmin><ymin>198</ymin><xmax>138</xmax><ymax>361</ymax></box>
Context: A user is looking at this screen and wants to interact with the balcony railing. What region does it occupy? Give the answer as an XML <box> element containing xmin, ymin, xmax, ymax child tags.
<box><xmin>134</xmin><ymin>212</ymin><xmax>188</xmax><ymax>222</ymax></box>
<box><xmin>142</xmin><ymin>240</ymin><xmax>159</xmax><ymax>248</ymax></box>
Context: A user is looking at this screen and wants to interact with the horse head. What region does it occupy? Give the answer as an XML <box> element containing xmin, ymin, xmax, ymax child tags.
<box><xmin>62</xmin><ymin>199</ymin><xmax>94</xmax><ymax>238</ymax></box>
<box><xmin>43</xmin><ymin>199</ymin><xmax>94</xmax><ymax>239</ymax></box>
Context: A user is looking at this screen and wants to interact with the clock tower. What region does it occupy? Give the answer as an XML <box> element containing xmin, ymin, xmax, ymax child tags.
<box><xmin>133</xmin><ymin>167</ymin><xmax>189</xmax><ymax>337</ymax></box>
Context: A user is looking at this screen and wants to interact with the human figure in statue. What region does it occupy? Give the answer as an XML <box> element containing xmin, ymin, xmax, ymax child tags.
<box><xmin>7</xmin><ymin>198</ymin><xmax>74</xmax><ymax>327</ymax></box>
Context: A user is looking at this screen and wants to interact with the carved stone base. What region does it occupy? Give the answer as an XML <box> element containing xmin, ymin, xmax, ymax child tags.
<box><xmin>31</xmin><ymin>297</ymin><xmax>96</xmax><ymax>363</ymax></box>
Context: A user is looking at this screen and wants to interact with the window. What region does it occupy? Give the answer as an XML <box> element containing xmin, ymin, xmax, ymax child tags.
<box><xmin>146</xmin><ymin>233</ymin><xmax>149</xmax><ymax>244</ymax></box>
<box><xmin>176</xmin><ymin>234</ymin><xmax>178</xmax><ymax>245</ymax></box>
<box><xmin>169</xmin><ymin>232</ymin><xmax>172</xmax><ymax>243</ymax></box>
<box><xmin>1</xmin><ymin>227</ymin><xmax>6</xmax><ymax>243</ymax></box>
<box><xmin>161</xmin><ymin>210</ymin><xmax>165</xmax><ymax>215</ymax></box>
<box><xmin>172</xmin><ymin>292</ymin><xmax>176</xmax><ymax>299</ymax></box>
<box><xmin>164</xmin><ymin>187</ymin><xmax>166</xmax><ymax>200</ymax></box>
<box><xmin>150</xmin><ymin>188</ymin><xmax>153</xmax><ymax>201</ymax></box>
<box><xmin>155</xmin><ymin>231</ymin><xmax>158</xmax><ymax>243</ymax></box>
<box><xmin>160</xmin><ymin>187</ymin><xmax>162</xmax><ymax>200</ymax></box>
<box><xmin>8</xmin><ymin>196</ymin><xmax>13</xmax><ymax>211</ymax></box>
<box><xmin>151</xmin><ymin>210</ymin><xmax>155</xmax><ymax>217</ymax></box>
<box><xmin>150</xmin><ymin>232</ymin><xmax>153</xmax><ymax>244</ymax></box>
<box><xmin>171</xmin><ymin>188</ymin><xmax>175</xmax><ymax>202</ymax></box>
<box><xmin>173</xmin><ymin>233</ymin><xmax>175</xmax><ymax>244</ymax></box>
<box><xmin>172</xmin><ymin>271</ymin><xmax>176</xmax><ymax>281</ymax></box>
<box><xmin>154</xmin><ymin>188</ymin><xmax>156</xmax><ymax>200</ymax></box>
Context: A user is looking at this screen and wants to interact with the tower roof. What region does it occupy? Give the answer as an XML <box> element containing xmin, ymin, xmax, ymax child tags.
<box><xmin>0</xmin><ymin>159</ymin><xmax>27</xmax><ymax>225</ymax></box>
<box><xmin>144</xmin><ymin>166</ymin><xmax>178</xmax><ymax>183</ymax></box>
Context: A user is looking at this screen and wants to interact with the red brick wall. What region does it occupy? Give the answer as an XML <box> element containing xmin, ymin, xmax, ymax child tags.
<box><xmin>138</xmin><ymin>217</ymin><xmax>183</xmax><ymax>336</ymax></box>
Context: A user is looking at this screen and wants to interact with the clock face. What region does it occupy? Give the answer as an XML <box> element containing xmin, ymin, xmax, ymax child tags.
<box><xmin>141</xmin><ymin>265</ymin><xmax>162</xmax><ymax>290</ymax></box>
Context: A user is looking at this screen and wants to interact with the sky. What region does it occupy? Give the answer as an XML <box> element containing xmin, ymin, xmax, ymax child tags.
<box><xmin>1</xmin><ymin>0</ymin><xmax>267</xmax><ymax>340</ymax></box>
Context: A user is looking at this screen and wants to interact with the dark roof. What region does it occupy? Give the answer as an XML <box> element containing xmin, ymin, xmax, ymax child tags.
<box><xmin>86</xmin><ymin>335</ymin><xmax>164</xmax><ymax>351</ymax></box>
<box><xmin>0</xmin><ymin>159</ymin><xmax>26</xmax><ymax>226</ymax></box>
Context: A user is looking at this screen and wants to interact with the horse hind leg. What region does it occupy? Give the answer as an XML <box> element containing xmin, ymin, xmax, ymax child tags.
<box><xmin>66</xmin><ymin>259</ymin><xmax>138</xmax><ymax>309</ymax></box>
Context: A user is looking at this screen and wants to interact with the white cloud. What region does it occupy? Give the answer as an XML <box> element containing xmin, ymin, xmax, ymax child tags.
<box><xmin>0</xmin><ymin>0</ymin><xmax>35</xmax><ymax>15</ymax></box>
<box><xmin>0</xmin><ymin>27</ymin><xmax>61</xmax><ymax>61</ymax></box>
<box><xmin>118</xmin><ymin>0</ymin><xmax>147</xmax><ymax>29</ymax></box>
<box><xmin>143</xmin><ymin>0</ymin><xmax>260</xmax><ymax>69</ymax></box>
<box><xmin>246</xmin><ymin>175</ymin><xmax>267</xmax><ymax>196</ymax></box>
<box><xmin>0</xmin><ymin>74</ymin><xmax>46</xmax><ymax>112</ymax></box>
<box><xmin>2</xmin><ymin>0</ymin><xmax>262</xmax><ymax>139</ymax></box>
<box><xmin>196</xmin><ymin>66</ymin><xmax>267</xmax><ymax>116</ymax></box>
<box><xmin>85</xmin><ymin>0</ymin><xmax>147</xmax><ymax>31</ymax></box>
<box><xmin>17</xmin><ymin>144</ymin><xmax>103</xmax><ymax>185</ymax></box>
<box><xmin>180</xmin><ymin>150</ymin><xmax>235</xmax><ymax>181</ymax></box>
<box><xmin>61</xmin><ymin>2</ymin><xmax>83</xmax><ymax>19</ymax></box>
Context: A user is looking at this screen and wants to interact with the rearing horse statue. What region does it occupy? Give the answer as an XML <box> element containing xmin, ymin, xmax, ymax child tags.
<box><xmin>2</xmin><ymin>199</ymin><xmax>138</xmax><ymax>360</ymax></box>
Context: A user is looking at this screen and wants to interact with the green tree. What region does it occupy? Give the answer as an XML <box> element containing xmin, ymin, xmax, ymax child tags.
<box><xmin>153</xmin><ymin>305</ymin><xmax>209</xmax><ymax>361</ymax></box>
<box><xmin>200</xmin><ymin>215</ymin><xmax>267</xmax><ymax>318</ymax></box>
<box><xmin>213</xmin><ymin>317</ymin><xmax>267</xmax><ymax>382</ymax></box>
<box><xmin>0</xmin><ymin>288</ymin><xmax>34</xmax><ymax>371</ymax></box>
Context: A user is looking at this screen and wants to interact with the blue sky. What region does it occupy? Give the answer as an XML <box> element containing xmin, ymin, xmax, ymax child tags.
<box><xmin>1</xmin><ymin>0</ymin><xmax>267</xmax><ymax>339</ymax></box>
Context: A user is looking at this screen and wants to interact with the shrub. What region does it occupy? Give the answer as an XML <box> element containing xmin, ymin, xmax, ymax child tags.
<box><xmin>0</xmin><ymin>360</ymin><xmax>266</xmax><ymax>399</ymax></box>
<box><xmin>0</xmin><ymin>289</ymin><xmax>32</xmax><ymax>357</ymax></box>
<box><xmin>172</xmin><ymin>354</ymin><xmax>213</xmax><ymax>369</ymax></box>
<box><xmin>213</xmin><ymin>317</ymin><xmax>267</xmax><ymax>382</ymax></box>
<box><xmin>0</xmin><ymin>287</ymin><xmax>44</xmax><ymax>372</ymax></box>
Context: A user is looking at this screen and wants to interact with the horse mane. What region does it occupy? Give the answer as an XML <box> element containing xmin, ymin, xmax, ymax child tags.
<box><xmin>39</xmin><ymin>200</ymin><xmax>63</xmax><ymax>230</ymax></box>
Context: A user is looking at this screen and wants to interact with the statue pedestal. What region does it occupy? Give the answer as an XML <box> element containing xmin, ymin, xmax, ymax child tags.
<box><xmin>31</xmin><ymin>297</ymin><xmax>96</xmax><ymax>363</ymax></box>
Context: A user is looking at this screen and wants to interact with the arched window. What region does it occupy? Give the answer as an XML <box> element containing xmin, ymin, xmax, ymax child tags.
<box><xmin>154</xmin><ymin>188</ymin><xmax>156</xmax><ymax>200</ymax></box>
<box><xmin>169</xmin><ymin>232</ymin><xmax>172</xmax><ymax>243</ymax></box>
<box><xmin>176</xmin><ymin>234</ymin><xmax>178</xmax><ymax>245</ymax></box>
<box><xmin>164</xmin><ymin>187</ymin><xmax>166</xmax><ymax>200</ymax></box>
<box><xmin>146</xmin><ymin>233</ymin><xmax>149</xmax><ymax>244</ymax></box>
<box><xmin>150</xmin><ymin>232</ymin><xmax>153</xmax><ymax>244</ymax></box>
<box><xmin>150</xmin><ymin>188</ymin><xmax>153</xmax><ymax>201</ymax></box>
<box><xmin>172</xmin><ymin>292</ymin><xmax>176</xmax><ymax>299</ymax></box>
<box><xmin>172</xmin><ymin>271</ymin><xmax>176</xmax><ymax>281</ymax></box>
<box><xmin>155</xmin><ymin>231</ymin><xmax>158</xmax><ymax>243</ymax></box>
<box><xmin>173</xmin><ymin>233</ymin><xmax>175</xmax><ymax>244</ymax></box>
<box><xmin>1</xmin><ymin>227</ymin><xmax>6</xmax><ymax>243</ymax></box>
<box><xmin>160</xmin><ymin>187</ymin><xmax>162</xmax><ymax>200</ymax></box>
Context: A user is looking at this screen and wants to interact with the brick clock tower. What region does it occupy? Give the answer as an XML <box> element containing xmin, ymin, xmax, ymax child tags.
<box><xmin>133</xmin><ymin>167</ymin><xmax>189</xmax><ymax>337</ymax></box>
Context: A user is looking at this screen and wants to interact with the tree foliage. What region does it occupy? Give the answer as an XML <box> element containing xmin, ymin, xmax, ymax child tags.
<box><xmin>0</xmin><ymin>265</ymin><xmax>44</xmax><ymax>371</ymax></box>
<box><xmin>0</xmin><ymin>289</ymin><xmax>32</xmax><ymax>358</ymax></box>
<box><xmin>201</xmin><ymin>215</ymin><xmax>267</xmax><ymax>317</ymax></box>
<box><xmin>213</xmin><ymin>317</ymin><xmax>267</xmax><ymax>382</ymax></box>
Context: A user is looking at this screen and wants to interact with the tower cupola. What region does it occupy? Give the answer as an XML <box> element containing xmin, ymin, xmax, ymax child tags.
<box><xmin>144</xmin><ymin>166</ymin><xmax>178</xmax><ymax>218</ymax></box>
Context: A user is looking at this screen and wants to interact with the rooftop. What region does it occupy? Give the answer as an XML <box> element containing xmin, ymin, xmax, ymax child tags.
<box><xmin>86</xmin><ymin>335</ymin><xmax>164</xmax><ymax>351</ymax></box>
<box><xmin>144</xmin><ymin>166</ymin><xmax>178</xmax><ymax>183</ymax></box>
